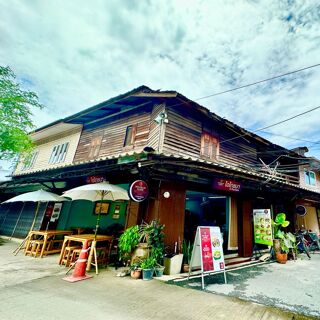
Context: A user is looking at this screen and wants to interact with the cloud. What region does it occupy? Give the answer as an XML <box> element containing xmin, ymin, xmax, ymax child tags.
<box><xmin>1</xmin><ymin>0</ymin><xmax>320</xmax><ymax>159</ymax></box>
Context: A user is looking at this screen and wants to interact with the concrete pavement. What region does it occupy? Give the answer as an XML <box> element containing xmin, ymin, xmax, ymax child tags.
<box><xmin>0</xmin><ymin>239</ymin><xmax>317</xmax><ymax>320</ymax></box>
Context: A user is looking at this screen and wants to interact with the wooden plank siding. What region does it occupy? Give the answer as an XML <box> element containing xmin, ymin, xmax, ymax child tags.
<box><xmin>14</xmin><ymin>128</ymin><xmax>82</xmax><ymax>175</ymax></box>
<box><xmin>163</xmin><ymin>108</ymin><xmax>258</xmax><ymax>167</ymax></box>
<box><xmin>73</xmin><ymin>110</ymin><xmax>153</xmax><ymax>162</ymax></box>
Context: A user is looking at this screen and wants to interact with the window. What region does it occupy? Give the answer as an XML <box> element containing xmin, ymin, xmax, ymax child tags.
<box><xmin>123</xmin><ymin>125</ymin><xmax>137</xmax><ymax>147</ymax></box>
<box><xmin>22</xmin><ymin>151</ymin><xmax>38</xmax><ymax>170</ymax></box>
<box><xmin>304</xmin><ymin>170</ymin><xmax>316</xmax><ymax>186</ymax></box>
<box><xmin>201</xmin><ymin>132</ymin><xmax>219</xmax><ymax>160</ymax></box>
<box><xmin>49</xmin><ymin>142</ymin><xmax>69</xmax><ymax>164</ymax></box>
<box><xmin>88</xmin><ymin>136</ymin><xmax>103</xmax><ymax>159</ymax></box>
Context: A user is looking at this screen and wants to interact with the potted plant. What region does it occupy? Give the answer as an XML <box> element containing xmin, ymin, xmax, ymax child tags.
<box><xmin>118</xmin><ymin>225</ymin><xmax>140</xmax><ymax>265</ymax></box>
<box><xmin>272</xmin><ymin>213</ymin><xmax>290</xmax><ymax>254</ymax></box>
<box><xmin>129</xmin><ymin>258</ymin><xmax>142</xmax><ymax>279</ymax></box>
<box><xmin>182</xmin><ymin>240</ymin><xmax>193</xmax><ymax>273</ymax></box>
<box><xmin>140</xmin><ymin>256</ymin><xmax>157</xmax><ymax>280</ymax></box>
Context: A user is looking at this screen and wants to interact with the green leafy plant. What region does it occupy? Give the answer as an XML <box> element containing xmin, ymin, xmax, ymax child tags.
<box><xmin>129</xmin><ymin>258</ymin><xmax>142</xmax><ymax>271</ymax></box>
<box><xmin>140</xmin><ymin>256</ymin><xmax>157</xmax><ymax>270</ymax></box>
<box><xmin>140</xmin><ymin>220</ymin><xmax>165</xmax><ymax>265</ymax></box>
<box><xmin>272</xmin><ymin>213</ymin><xmax>290</xmax><ymax>239</ymax></box>
<box><xmin>118</xmin><ymin>225</ymin><xmax>140</xmax><ymax>262</ymax></box>
<box><xmin>182</xmin><ymin>240</ymin><xmax>193</xmax><ymax>264</ymax></box>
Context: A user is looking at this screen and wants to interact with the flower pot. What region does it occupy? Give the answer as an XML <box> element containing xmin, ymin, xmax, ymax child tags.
<box><xmin>154</xmin><ymin>266</ymin><xmax>165</xmax><ymax>277</ymax></box>
<box><xmin>142</xmin><ymin>268</ymin><xmax>154</xmax><ymax>280</ymax></box>
<box><xmin>130</xmin><ymin>269</ymin><xmax>142</xmax><ymax>280</ymax></box>
<box><xmin>164</xmin><ymin>254</ymin><xmax>183</xmax><ymax>275</ymax></box>
<box><xmin>182</xmin><ymin>263</ymin><xmax>189</xmax><ymax>273</ymax></box>
<box><xmin>276</xmin><ymin>252</ymin><xmax>287</xmax><ymax>264</ymax></box>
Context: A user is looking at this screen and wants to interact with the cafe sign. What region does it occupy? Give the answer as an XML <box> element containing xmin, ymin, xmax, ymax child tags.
<box><xmin>213</xmin><ymin>178</ymin><xmax>241</xmax><ymax>192</ymax></box>
<box><xmin>129</xmin><ymin>180</ymin><xmax>149</xmax><ymax>202</ymax></box>
<box><xmin>86</xmin><ymin>175</ymin><xmax>106</xmax><ymax>184</ymax></box>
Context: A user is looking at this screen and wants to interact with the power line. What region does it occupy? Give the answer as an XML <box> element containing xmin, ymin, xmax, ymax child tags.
<box><xmin>259</xmin><ymin>130</ymin><xmax>320</xmax><ymax>144</ymax></box>
<box><xmin>220</xmin><ymin>105</ymin><xmax>320</xmax><ymax>144</ymax></box>
<box><xmin>195</xmin><ymin>62</ymin><xmax>320</xmax><ymax>100</ymax></box>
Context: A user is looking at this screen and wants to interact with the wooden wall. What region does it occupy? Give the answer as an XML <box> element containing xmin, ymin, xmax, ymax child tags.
<box><xmin>163</xmin><ymin>107</ymin><xmax>258</xmax><ymax>167</ymax></box>
<box><xmin>74</xmin><ymin>111</ymin><xmax>152</xmax><ymax>162</ymax></box>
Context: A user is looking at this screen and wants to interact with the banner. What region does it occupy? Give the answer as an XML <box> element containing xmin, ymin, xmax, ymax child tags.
<box><xmin>253</xmin><ymin>209</ymin><xmax>272</xmax><ymax>246</ymax></box>
<box><xmin>189</xmin><ymin>226</ymin><xmax>227</xmax><ymax>289</ymax></box>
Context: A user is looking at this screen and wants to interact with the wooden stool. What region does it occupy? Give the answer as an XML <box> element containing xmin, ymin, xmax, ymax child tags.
<box><xmin>61</xmin><ymin>246</ymin><xmax>81</xmax><ymax>267</ymax></box>
<box><xmin>31</xmin><ymin>240</ymin><xmax>44</xmax><ymax>257</ymax></box>
<box><xmin>70</xmin><ymin>248</ymin><xmax>82</xmax><ymax>265</ymax></box>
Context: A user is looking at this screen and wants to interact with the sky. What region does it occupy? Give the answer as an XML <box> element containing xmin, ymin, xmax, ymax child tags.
<box><xmin>1</xmin><ymin>0</ymin><xmax>320</xmax><ymax>170</ymax></box>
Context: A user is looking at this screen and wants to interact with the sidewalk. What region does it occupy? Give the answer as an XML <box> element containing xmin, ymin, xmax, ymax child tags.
<box><xmin>0</xmin><ymin>239</ymin><xmax>317</xmax><ymax>320</ymax></box>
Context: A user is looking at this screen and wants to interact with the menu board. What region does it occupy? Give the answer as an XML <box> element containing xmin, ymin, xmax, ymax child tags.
<box><xmin>189</xmin><ymin>226</ymin><xmax>226</xmax><ymax>289</ymax></box>
<box><xmin>253</xmin><ymin>209</ymin><xmax>272</xmax><ymax>246</ymax></box>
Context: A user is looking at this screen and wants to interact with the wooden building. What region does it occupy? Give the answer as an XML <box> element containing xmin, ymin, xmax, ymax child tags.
<box><xmin>2</xmin><ymin>86</ymin><xmax>320</xmax><ymax>257</ymax></box>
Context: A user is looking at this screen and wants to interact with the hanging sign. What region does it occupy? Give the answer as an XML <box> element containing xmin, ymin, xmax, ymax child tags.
<box><xmin>86</xmin><ymin>175</ymin><xmax>106</xmax><ymax>184</ymax></box>
<box><xmin>188</xmin><ymin>226</ymin><xmax>227</xmax><ymax>289</ymax></box>
<box><xmin>253</xmin><ymin>209</ymin><xmax>272</xmax><ymax>246</ymax></box>
<box><xmin>50</xmin><ymin>203</ymin><xmax>63</xmax><ymax>222</ymax></box>
<box><xmin>129</xmin><ymin>180</ymin><xmax>149</xmax><ymax>202</ymax></box>
<box><xmin>213</xmin><ymin>178</ymin><xmax>241</xmax><ymax>192</ymax></box>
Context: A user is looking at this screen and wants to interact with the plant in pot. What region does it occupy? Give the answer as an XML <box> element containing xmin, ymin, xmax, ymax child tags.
<box><xmin>182</xmin><ymin>240</ymin><xmax>193</xmax><ymax>273</ymax></box>
<box><xmin>140</xmin><ymin>256</ymin><xmax>157</xmax><ymax>280</ymax></box>
<box><xmin>140</xmin><ymin>220</ymin><xmax>166</xmax><ymax>277</ymax></box>
<box><xmin>118</xmin><ymin>225</ymin><xmax>140</xmax><ymax>266</ymax></box>
<box><xmin>129</xmin><ymin>258</ymin><xmax>142</xmax><ymax>280</ymax></box>
<box><xmin>272</xmin><ymin>213</ymin><xmax>290</xmax><ymax>254</ymax></box>
<box><xmin>275</xmin><ymin>230</ymin><xmax>294</xmax><ymax>264</ymax></box>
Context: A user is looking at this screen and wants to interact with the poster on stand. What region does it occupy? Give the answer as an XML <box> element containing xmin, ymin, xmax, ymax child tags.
<box><xmin>188</xmin><ymin>226</ymin><xmax>227</xmax><ymax>289</ymax></box>
<box><xmin>253</xmin><ymin>209</ymin><xmax>272</xmax><ymax>246</ymax></box>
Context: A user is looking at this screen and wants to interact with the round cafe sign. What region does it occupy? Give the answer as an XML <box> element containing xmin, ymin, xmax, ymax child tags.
<box><xmin>129</xmin><ymin>180</ymin><xmax>149</xmax><ymax>202</ymax></box>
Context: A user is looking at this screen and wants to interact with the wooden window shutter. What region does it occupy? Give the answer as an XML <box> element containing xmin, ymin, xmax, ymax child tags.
<box><xmin>88</xmin><ymin>135</ymin><xmax>103</xmax><ymax>159</ymax></box>
<box><xmin>201</xmin><ymin>132</ymin><xmax>219</xmax><ymax>160</ymax></box>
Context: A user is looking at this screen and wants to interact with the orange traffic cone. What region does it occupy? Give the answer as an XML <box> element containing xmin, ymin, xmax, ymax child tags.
<box><xmin>63</xmin><ymin>240</ymin><xmax>93</xmax><ymax>283</ymax></box>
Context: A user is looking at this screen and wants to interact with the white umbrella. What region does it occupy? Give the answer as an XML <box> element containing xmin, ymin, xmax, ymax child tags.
<box><xmin>3</xmin><ymin>189</ymin><xmax>68</xmax><ymax>203</ymax></box>
<box><xmin>1</xmin><ymin>189</ymin><xmax>68</xmax><ymax>255</ymax></box>
<box><xmin>63</xmin><ymin>182</ymin><xmax>129</xmax><ymax>274</ymax></box>
<box><xmin>63</xmin><ymin>182</ymin><xmax>129</xmax><ymax>202</ymax></box>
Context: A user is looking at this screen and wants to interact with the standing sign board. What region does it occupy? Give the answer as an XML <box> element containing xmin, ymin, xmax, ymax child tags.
<box><xmin>188</xmin><ymin>226</ymin><xmax>227</xmax><ymax>289</ymax></box>
<box><xmin>253</xmin><ymin>209</ymin><xmax>272</xmax><ymax>246</ymax></box>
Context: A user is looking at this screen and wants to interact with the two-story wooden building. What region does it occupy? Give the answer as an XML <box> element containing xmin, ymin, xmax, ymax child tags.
<box><xmin>1</xmin><ymin>86</ymin><xmax>320</xmax><ymax>257</ymax></box>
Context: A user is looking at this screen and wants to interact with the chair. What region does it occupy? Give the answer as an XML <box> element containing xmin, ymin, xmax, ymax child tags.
<box><xmin>61</xmin><ymin>246</ymin><xmax>81</xmax><ymax>267</ymax></box>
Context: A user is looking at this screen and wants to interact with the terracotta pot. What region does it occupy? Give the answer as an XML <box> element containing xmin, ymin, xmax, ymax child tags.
<box><xmin>276</xmin><ymin>252</ymin><xmax>287</xmax><ymax>264</ymax></box>
<box><xmin>130</xmin><ymin>269</ymin><xmax>142</xmax><ymax>279</ymax></box>
<box><xmin>182</xmin><ymin>264</ymin><xmax>189</xmax><ymax>273</ymax></box>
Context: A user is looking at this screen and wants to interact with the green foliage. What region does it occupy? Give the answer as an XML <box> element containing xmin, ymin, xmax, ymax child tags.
<box><xmin>272</xmin><ymin>213</ymin><xmax>290</xmax><ymax>239</ymax></box>
<box><xmin>182</xmin><ymin>240</ymin><xmax>193</xmax><ymax>264</ymax></box>
<box><xmin>140</xmin><ymin>220</ymin><xmax>165</xmax><ymax>264</ymax></box>
<box><xmin>0</xmin><ymin>66</ymin><xmax>43</xmax><ymax>160</ymax></box>
<box><xmin>118</xmin><ymin>225</ymin><xmax>140</xmax><ymax>262</ymax></box>
<box><xmin>140</xmin><ymin>256</ymin><xmax>157</xmax><ymax>269</ymax></box>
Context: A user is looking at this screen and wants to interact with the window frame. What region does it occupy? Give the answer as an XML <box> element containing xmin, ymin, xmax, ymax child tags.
<box><xmin>48</xmin><ymin>142</ymin><xmax>69</xmax><ymax>164</ymax></box>
<box><xmin>22</xmin><ymin>150</ymin><xmax>38</xmax><ymax>170</ymax></box>
<box><xmin>123</xmin><ymin>124</ymin><xmax>137</xmax><ymax>147</ymax></box>
<box><xmin>200</xmin><ymin>131</ymin><xmax>219</xmax><ymax>160</ymax></box>
<box><xmin>304</xmin><ymin>170</ymin><xmax>316</xmax><ymax>186</ymax></box>
<box><xmin>88</xmin><ymin>135</ymin><xmax>103</xmax><ymax>159</ymax></box>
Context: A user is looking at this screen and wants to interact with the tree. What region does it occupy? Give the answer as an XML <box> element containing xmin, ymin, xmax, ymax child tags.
<box><xmin>0</xmin><ymin>66</ymin><xmax>43</xmax><ymax>160</ymax></box>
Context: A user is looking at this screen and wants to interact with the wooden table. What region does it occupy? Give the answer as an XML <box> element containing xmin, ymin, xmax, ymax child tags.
<box><xmin>58</xmin><ymin>234</ymin><xmax>113</xmax><ymax>271</ymax></box>
<box><xmin>25</xmin><ymin>230</ymin><xmax>73</xmax><ymax>258</ymax></box>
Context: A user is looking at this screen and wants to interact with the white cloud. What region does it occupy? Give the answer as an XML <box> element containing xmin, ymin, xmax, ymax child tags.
<box><xmin>1</xmin><ymin>0</ymin><xmax>320</xmax><ymax>159</ymax></box>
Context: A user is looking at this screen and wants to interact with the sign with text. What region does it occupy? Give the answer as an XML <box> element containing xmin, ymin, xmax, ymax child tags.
<box><xmin>129</xmin><ymin>180</ymin><xmax>149</xmax><ymax>202</ymax></box>
<box><xmin>50</xmin><ymin>203</ymin><xmax>63</xmax><ymax>222</ymax></box>
<box><xmin>213</xmin><ymin>178</ymin><xmax>241</xmax><ymax>192</ymax></box>
<box><xmin>253</xmin><ymin>209</ymin><xmax>272</xmax><ymax>246</ymax></box>
<box><xmin>86</xmin><ymin>175</ymin><xmax>106</xmax><ymax>184</ymax></box>
<box><xmin>189</xmin><ymin>226</ymin><xmax>227</xmax><ymax>289</ymax></box>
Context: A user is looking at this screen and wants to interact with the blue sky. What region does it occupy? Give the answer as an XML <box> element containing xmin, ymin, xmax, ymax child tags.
<box><xmin>1</xmin><ymin>0</ymin><xmax>320</xmax><ymax>168</ymax></box>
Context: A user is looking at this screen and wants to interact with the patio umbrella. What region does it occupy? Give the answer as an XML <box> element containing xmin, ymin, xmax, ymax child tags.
<box><xmin>63</xmin><ymin>182</ymin><xmax>129</xmax><ymax>238</ymax></box>
<box><xmin>63</xmin><ymin>182</ymin><xmax>129</xmax><ymax>273</ymax></box>
<box><xmin>2</xmin><ymin>189</ymin><xmax>68</xmax><ymax>254</ymax></box>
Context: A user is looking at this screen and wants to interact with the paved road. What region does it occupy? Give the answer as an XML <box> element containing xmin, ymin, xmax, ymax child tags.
<box><xmin>0</xmin><ymin>239</ymin><xmax>317</xmax><ymax>320</ymax></box>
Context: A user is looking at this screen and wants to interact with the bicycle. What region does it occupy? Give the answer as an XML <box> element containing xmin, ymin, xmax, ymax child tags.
<box><xmin>295</xmin><ymin>231</ymin><xmax>311</xmax><ymax>259</ymax></box>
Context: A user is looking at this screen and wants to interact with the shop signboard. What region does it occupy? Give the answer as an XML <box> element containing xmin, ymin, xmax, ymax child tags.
<box><xmin>188</xmin><ymin>226</ymin><xmax>227</xmax><ymax>289</ymax></box>
<box><xmin>129</xmin><ymin>180</ymin><xmax>149</xmax><ymax>202</ymax></box>
<box><xmin>253</xmin><ymin>209</ymin><xmax>272</xmax><ymax>246</ymax></box>
<box><xmin>86</xmin><ymin>175</ymin><xmax>106</xmax><ymax>184</ymax></box>
<box><xmin>213</xmin><ymin>178</ymin><xmax>241</xmax><ymax>192</ymax></box>
<box><xmin>50</xmin><ymin>203</ymin><xmax>63</xmax><ymax>222</ymax></box>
